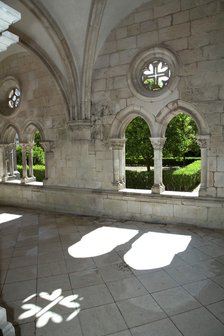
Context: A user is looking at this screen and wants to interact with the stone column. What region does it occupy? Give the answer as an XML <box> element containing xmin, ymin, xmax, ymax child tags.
<box><xmin>197</xmin><ymin>135</ymin><xmax>210</xmax><ymax>195</ymax></box>
<box><xmin>9</xmin><ymin>144</ymin><xmax>14</xmax><ymax>176</ymax></box>
<box><xmin>21</xmin><ymin>143</ymin><xmax>27</xmax><ymax>184</ymax></box>
<box><xmin>28</xmin><ymin>144</ymin><xmax>34</xmax><ymax>178</ymax></box>
<box><xmin>150</xmin><ymin>137</ymin><xmax>166</xmax><ymax>194</ymax></box>
<box><xmin>110</xmin><ymin>138</ymin><xmax>126</xmax><ymax>190</ymax></box>
<box><xmin>40</xmin><ymin>141</ymin><xmax>54</xmax><ymax>184</ymax></box>
<box><xmin>0</xmin><ymin>145</ymin><xmax>7</xmax><ymax>182</ymax></box>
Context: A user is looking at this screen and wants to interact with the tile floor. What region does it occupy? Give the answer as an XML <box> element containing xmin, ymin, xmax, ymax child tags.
<box><xmin>0</xmin><ymin>206</ymin><xmax>224</xmax><ymax>336</ymax></box>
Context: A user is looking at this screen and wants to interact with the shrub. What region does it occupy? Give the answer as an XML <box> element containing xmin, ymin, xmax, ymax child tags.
<box><xmin>126</xmin><ymin>160</ymin><xmax>201</xmax><ymax>191</ymax></box>
<box><xmin>17</xmin><ymin>165</ymin><xmax>45</xmax><ymax>182</ymax></box>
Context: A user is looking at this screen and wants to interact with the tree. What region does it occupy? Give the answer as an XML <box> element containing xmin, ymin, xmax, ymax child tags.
<box><xmin>163</xmin><ymin>113</ymin><xmax>199</xmax><ymax>161</ymax></box>
<box><xmin>125</xmin><ymin>117</ymin><xmax>153</xmax><ymax>171</ymax></box>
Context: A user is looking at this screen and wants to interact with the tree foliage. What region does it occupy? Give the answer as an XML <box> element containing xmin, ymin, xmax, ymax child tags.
<box><xmin>163</xmin><ymin>113</ymin><xmax>200</xmax><ymax>160</ymax></box>
<box><xmin>125</xmin><ymin>114</ymin><xmax>200</xmax><ymax>171</ymax></box>
<box><xmin>125</xmin><ymin>117</ymin><xmax>153</xmax><ymax>171</ymax></box>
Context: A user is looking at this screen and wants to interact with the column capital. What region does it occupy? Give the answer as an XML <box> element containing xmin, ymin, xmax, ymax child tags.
<box><xmin>40</xmin><ymin>141</ymin><xmax>55</xmax><ymax>153</ymax></box>
<box><xmin>197</xmin><ymin>135</ymin><xmax>210</xmax><ymax>149</ymax></box>
<box><xmin>109</xmin><ymin>138</ymin><xmax>126</xmax><ymax>150</ymax></box>
<box><xmin>150</xmin><ymin>137</ymin><xmax>166</xmax><ymax>150</ymax></box>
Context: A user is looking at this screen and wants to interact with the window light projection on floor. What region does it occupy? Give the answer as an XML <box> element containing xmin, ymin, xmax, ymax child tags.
<box><xmin>0</xmin><ymin>213</ymin><xmax>22</xmax><ymax>224</ymax></box>
<box><xmin>68</xmin><ymin>226</ymin><xmax>139</xmax><ymax>258</ymax></box>
<box><xmin>124</xmin><ymin>232</ymin><xmax>191</xmax><ymax>270</ymax></box>
<box><xmin>19</xmin><ymin>289</ymin><xmax>82</xmax><ymax>328</ymax></box>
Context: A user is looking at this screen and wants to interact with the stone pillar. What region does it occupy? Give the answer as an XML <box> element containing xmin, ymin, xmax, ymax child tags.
<box><xmin>40</xmin><ymin>141</ymin><xmax>54</xmax><ymax>185</ymax></box>
<box><xmin>0</xmin><ymin>145</ymin><xmax>7</xmax><ymax>182</ymax></box>
<box><xmin>28</xmin><ymin>144</ymin><xmax>34</xmax><ymax>178</ymax></box>
<box><xmin>110</xmin><ymin>138</ymin><xmax>126</xmax><ymax>190</ymax></box>
<box><xmin>197</xmin><ymin>135</ymin><xmax>210</xmax><ymax>196</ymax></box>
<box><xmin>21</xmin><ymin>143</ymin><xmax>27</xmax><ymax>184</ymax></box>
<box><xmin>9</xmin><ymin>144</ymin><xmax>14</xmax><ymax>176</ymax></box>
<box><xmin>150</xmin><ymin>137</ymin><xmax>166</xmax><ymax>194</ymax></box>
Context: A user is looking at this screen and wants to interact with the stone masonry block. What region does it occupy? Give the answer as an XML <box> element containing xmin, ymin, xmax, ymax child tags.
<box><xmin>158</xmin><ymin>15</ymin><xmax>172</xmax><ymax>28</ymax></box>
<box><xmin>95</xmin><ymin>55</ymin><xmax>109</xmax><ymax>69</ymax></box>
<box><xmin>113</xmin><ymin>76</ymin><xmax>127</xmax><ymax>89</ymax></box>
<box><xmin>134</xmin><ymin>9</ymin><xmax>153</xmax><ymax>23</ymax></box>
<box><xmin>191</xmin><ymin>13</ymin><xmax>224</xmax><ymax>34</ymax></box>
<box><xmin>137</xmin><ymin>31</ymin><xmax>159</xmax><ymax>48</ymax></box>
<box><xmin>203</xmin><ymin>44</ymin><xmax>224</xmax><ymax>60</ymax></box>
<box><xmin>154</xmin><ymin>0</ymin><xmax>180</xmax><ymax>18</ymax></box>
<box><xmin>217</xmin><ymin>157</ymin><xmax>224</xmax><ymax>172</ymax></box>
<box><xmin>119</xmin><ymin>49</ymin><xmax>138</xmax><ymax>65</ymax></box>
<box><xmin>127</xmin><ymin>200</ymin><xmax>140</xmax><ymax>214</ymax></box>
<box><xmin>110</xmin><ymin>53</ymin><xmax>120</xmax><ymax>67</ymax></box>
<box><xmin>159</xmin><ymin>23</ymin><xmax>190</xmax><ymax>42</ymax></box>
<box><xmin>127</xmin><ymin>23</ymin><xmax>140</xmax><ymax>36</ymax></box>
<box><xmin>116</xmin><ymin>27</ymin><xmax>127</xmax><ymax>40</ymax></box>
<box><xmin>166</xmin><ymin>37</ymin><xmax>188</xmax><ymax>51</ymax></box>
<box><xmin>214</xmin><ymin>172</ymin><xmax>224</xmax><ymax>187</ymax></box>
<box><xmin>108</xmin><ymin>64</ymin><xmax>129</xmax><ymax>77</ymax></box>
<box><xmin>190</xmin><ymin>2</ymin><xmax>218</xmax><ymax>21</ymax></box>
<box><xmin>174</xmin><ymin>204</ymin><xmax>207</xmax><ymax>221</ymax></box>
<box><xmin>173</xmin><ymin>10</ymin><xmax>189</xmax><ymax>24</ymax></box>
<box><xmin>117</xmin><ymin>36</ymin><xmax>136</xmax><ymax>51</ymax></box>
<box><xmin>140</xmin><ymin>20</ymin><xmax>157</xmax><ymax>33</ymax></box>
<box><xmin>140</xmin><ymin>202</ymin><xmax>153</xmax><ymax>216</ymax></box>
<box><xmin>92</xmin><ymin>79</ymin><xmax>106</xmax><ymax>92</ymax></box>
<box><xmin>101</xmin><ymin>40</ymin><xmax>117</xmax><ymax>55</ymax></box>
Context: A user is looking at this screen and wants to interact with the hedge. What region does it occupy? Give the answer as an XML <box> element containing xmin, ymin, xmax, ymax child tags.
<box><xmin>17</xmin><ymin>165</ymin><xmax>45</xmax><ymax>182</ymax></box>
<box><xmin>126</xmin><ymin>160</ymin><xmax>201</xmax><ymax>192</ymax></box>
<box><xmin>126</xmin><ymin>157</ymin><xmax>200</xmax><ymax>167</ymax></box>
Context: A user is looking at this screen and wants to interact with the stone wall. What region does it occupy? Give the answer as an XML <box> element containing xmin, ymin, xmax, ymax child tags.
<box><xmin>92</xmin><ymin>0</ymin><xmax>224</xmax><ymax>197</ymax></box>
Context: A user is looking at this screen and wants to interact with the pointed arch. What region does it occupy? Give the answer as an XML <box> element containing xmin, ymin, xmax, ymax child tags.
<box><xmin>109</xmin><ymin>105</ymin><xmax>155</xmax><ymax>140</ymax></box>
<box><xmin>1</xmin><ymin>123</ymin><xmax>21</xmax><ymax>144</ymax></box>
<box><xmin>156</xmin><ymin>100</ymin><xmax>210</xmax><ymax>137</ymax></box>
<box><xmin>22</xmin><ymin>121</ymin><xmax>46</xmax><ymax>143</ymax></box>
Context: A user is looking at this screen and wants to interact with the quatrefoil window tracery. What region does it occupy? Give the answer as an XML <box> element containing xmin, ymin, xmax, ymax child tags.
<box><xmin>141</xmin><ymin>60</ymin><xmax>171</xmax><ymax>92</ymax></box>
<box><xmin>8</xmin><ymin>87</ymin><xmax>21</xmax><ymax>108</ymax></box>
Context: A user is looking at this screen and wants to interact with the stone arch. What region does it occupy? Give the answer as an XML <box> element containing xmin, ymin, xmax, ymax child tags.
<box><xmin>1</xmin><ymin>123</ymin><xmax>21</xmax><ymax>144</ymax></box>
<box><xmin>156</xmin><ymin>99</ymin><xmax>210</xmax><ymax>195</ymax></box>
<box><xmin>109</xmin><ymin>105</ymin><xmax>155</xmax><ymax>140</ymax></box>
<box><xmin>22</xmin><ymin>121</ymin><xmax>46</xmax><ymax>143</ymax></box>
<box><xmin>156</xmin><ymin>99</ymin><xmax>210</xmax><ymax>137</ymax></box>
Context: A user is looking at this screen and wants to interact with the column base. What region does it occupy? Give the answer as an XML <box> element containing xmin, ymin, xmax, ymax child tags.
<box><xmin>151</xmin><ymin>183</ymin><xmax>165</xmax><ymax>194</ymax></box>
<box><xmin>21</xmin><ymin>176</ymin><xmax>36</xmax><ymax>184</ymax></box>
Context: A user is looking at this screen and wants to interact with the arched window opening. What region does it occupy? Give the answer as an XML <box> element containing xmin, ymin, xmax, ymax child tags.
<box><xmin>162</xmin><ymin>113</ymin><xmax>201</xmax><ymax>192</ymax></box>
<box><xmin>32</xmin><ymin>130</ymin><xmax>45</xmax><ymax>182</ymax></box>
<box><xmin>125</xmin><ymin>116</ymin><xmax>153</xmax><ymax>190</ymax></box>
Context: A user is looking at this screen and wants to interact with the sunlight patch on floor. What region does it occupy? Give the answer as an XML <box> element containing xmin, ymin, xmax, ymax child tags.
<box><xmin>124</xmin><ymin>232</ymin><xmax>191</xmax><ymax>270</ymax></box>
<box><xmin>19</xmin><ymin>289</ymin><xmax>82</xmax><ymax>328</ymax></box>
<box><xmin>68</xmin><ymin>226</ymin><xmax>139</xmax><ymax>258</ymax></box>
<box><xmin>0</xmin><ymin>213</ymin><xmax>22</xmax><ymax>224</ymax></box>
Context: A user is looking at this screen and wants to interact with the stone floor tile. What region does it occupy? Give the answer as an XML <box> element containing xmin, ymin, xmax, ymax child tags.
<box><xmin>171</xmin><ymin>307</ymin><xmax>224</xmax><ymax>336</ymax></box>
<box><xmin>152</xmin><ymin>287</ymin><xmax>201</xmax><ymax>316</ymax></box>
<box><xmin>93</xmin><ymin>251</ymin><xmax>123</xmax><ymax>267</ymax></box>
<box><xmin>69</xmin><ymin>269</ymin><xmax>104</xmax><ymax>289</ymax></box>
<box><xmin>107</xmin><ymin>331</ymin><xmax>132</xmax><ymax>336</ymax></box>
<box><xmin>197</xmin><ymin>243</ymin><xmax>224</xmax><ymax>258</ymax></box>
<box><xmin>117</xmin><ymin>294</ymin><xmax>166</xmax><ymax>328</ymax></box>
<box><xmin>207</xmin><ymin>300</ymin><xmax>224</xmax><ymax>323</ymax></box>
<box><xmin>38</xmin><ymin>261</ymin><xmax>67</xmax><ymax>278</ymax></box>
<box><xmin>2</xmin><ymin>279</ymin><xmax>36</xmax><ymax>302</ymax></box>
<box><xmin>130</xmin><ymin>318</ymin><xmax>183</xmax><ymax>336</ymax></box>
<box><xmin>178</xmin><ymin>246</ymin><xmax>210</xmax><ymax>265</ymax></box>
<box><xmin>65</xmin><ymin>257</ymin><xmax>95</xmax><ymax>273</ymax></box>
<box><xmin>13</xmin><ymin>246</ymin><xmax>38</xmax><ymax>258</ymax></box>
<box><xmin>99</xmin><ymin>262</ymin><xmax>134</xmax><ymax>282</ymax></box>
<box><xmin>35</xmin><ymin>315</ymin><xmax>82</xmax><ymax>336</ymax></box>
<box><xmin>193</xmin><ymin>258</ymin><xmax>224</xmax><ymax>278</ymax></box>
<box><xmin>107</xmin><ymin>276</ymin><xmax>148</xmax><ymax>301</ymax></box>
<box><xmin>212</xmin><ymin>274</ymin><xmax>224</xmax><ymax>288</ymax></box>
<box><xmin>165</xmin><ymin>264</ymin><xmax>207</xmax><ymax>285</ymax></box>
<box><xmin>3</xmin><ymin>299</ymin><xmax>36</xmax><ymax>324</ymax></box>
<box><xmin>137</xmin><ymin>270</ymin><xmax>178</xmax><ymax>293</ymax></box>
<box><xmin>6</xmin><ymin>265</ymin><xmax>37</xmax><ymax>283</ymax></box>
<box><xmin>79</xmin><ymin>303</ymin><xmax>127</xmax><ymax>336</ymax></box>
<box><xmin>15</xmin><ymin>322</ymin><xmax>36</xmax><ymax>336</ymax></box>
<box><xmin>73</xmin><ymin>283</ymin><xmax>114</xmax><ymax>309</ymax></box>
<box><xmin>183</xmin><ymin>279</ymin><xmax>224</xmax><ymax>305</ymax></box>
<box><xmin>9</xmin><ymin>255</ymin><xmax>38</xmax><ymax>269</ymax></box>
<box><xmin>37</xmin><ymin>274</ymin><xmax>71</xmax><ymax>293</ymax></box>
